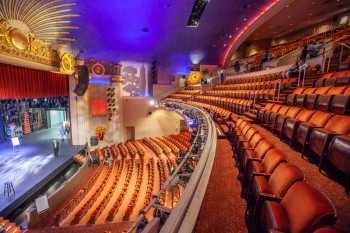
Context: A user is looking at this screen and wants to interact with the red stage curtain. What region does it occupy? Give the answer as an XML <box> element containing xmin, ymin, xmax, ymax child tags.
<box><xmin>0</xmin><ymin>63</ymin><xmax>69</xmax><ymax>99</ymax></box>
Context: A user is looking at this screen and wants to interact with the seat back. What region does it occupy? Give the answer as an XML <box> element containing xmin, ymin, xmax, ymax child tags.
<box><xmin>268</xmin><ymin>163</ymin><xmax>305</xmax><ymax>198</ymax></box>
<box><xmin>271</xmin><ymin>104</ymin><xmax>282</xmax><ymax>113</ymax></box>
<box><xmin>261</xmin><ymin>149</ymin><xmax>287</xmax><ymax>174</ymax></box>
<box><xmin>324</xmin><ymin>115</ymin><xmax>350</xmax><ymax>134</ymax></box>
<box><xmin>316</xmin><ymin>95</ymin><xmax>332</xmax><ymax>112</ymax></box>
<box><xmin>327</xmin><ymin>135</ymin><xmax>350</xmax><ymax>174</ymax></box>
<box><xmin>329</xmin><ymin>95</ymin><xmax>350</xmax><ymax>115</ymax></box>
<box><xmin>281</xmin><ymin>182</ymin><xmax>336</xmax><ymax>233</ymax></box>
<box><xmin>293</xmin><ymin>88</ymin><xmax>306</xmax><ymax>94</ymax></box>
<box><xmin>296</xmin><ymin>109</ymin><xmax>315</xmax><ymax>122</ymax></box>
<box><xmin>327</xmin><ymin>86</ymin><xmax>347</xmax><ymax>95</ymax></box>
<box><xmin>277</xmin><ymin>106</ymin><xmax>290</xmax><ymax>115</ymax></box>
<box><xmin>249</xmin><ymin>133</ymin><xmax>264</xmax><ymax>148</ymax></box>
<box><xmin>309</xmin><ymin>111</ymin><xmax>333</xmax><ymax>127</ymax></box>
<box><xmin>315</xmin><ymin>87</ymin><xmax>331</xmax><ymax>95</ymax></box>
<box><xmin>286</xmin><ymin>107</ymin><xmax>302</xmax><ymax>118</ymax></box>
<box><xmin>265</xmin><ymin>103</ymin><xmax>274</xmax><ymax>110</ymax></box>
<box><xmin>254</xmin><ymin>140</ymin><xmax>273</xmax><ymax>158</ymax></box>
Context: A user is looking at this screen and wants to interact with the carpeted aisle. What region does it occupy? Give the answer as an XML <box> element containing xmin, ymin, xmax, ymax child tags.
<box><xmin>195</xmin><ymin>139</ymin><xmax>247</xmax><ymax>233</ymax></box>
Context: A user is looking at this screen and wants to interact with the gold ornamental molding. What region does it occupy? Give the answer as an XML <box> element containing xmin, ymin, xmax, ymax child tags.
<box><xmin>0</xmin><ymin>19</ymin><xmax>60</xmax><ymax>66</ymax></box>
<box><xmin>0</xmin><ymin>0</ymin><xmax>80</xmax><ymax>43</ymax></box>
<box><xmin>0</xmin><ymin>0</ymin><xmax>80</xmax><ymax>70</ymax></box>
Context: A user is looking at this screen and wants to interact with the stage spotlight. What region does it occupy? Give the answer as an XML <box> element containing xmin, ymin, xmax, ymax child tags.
<box><xmin>149</xmin><ymin>99</ymin><xmax>155</xmax><ymax>106</ymax></box>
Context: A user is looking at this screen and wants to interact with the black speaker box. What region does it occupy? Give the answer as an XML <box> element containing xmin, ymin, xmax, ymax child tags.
<box><xmin>74</xmin><ymin>65</ymin><xmax>89</xmax><ymax>96</ymax></box>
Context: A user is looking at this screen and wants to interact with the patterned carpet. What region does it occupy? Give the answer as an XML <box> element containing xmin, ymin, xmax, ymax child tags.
<box><xmin>195</xmin><ymin>139</ymin><xmax>248</xmax><ymax>233</ymax></box>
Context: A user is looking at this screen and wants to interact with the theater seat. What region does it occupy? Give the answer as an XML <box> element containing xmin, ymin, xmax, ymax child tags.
<box><xmin>244</xmin><ymin>148</ymin><xmax>287</xmax><ymax>189</ymax></box>
<box><xmin>240</xmin><ymin>140</ymin><xmax>273</xmax><ymax>173</ymax></box>
<box><xmin>269</xmin><ymin>106</ymin><xmax>290</xmax><ymax>129</ymax></box>
<box><xmin>326</xmin><ymin>135</ymin><xmax>350</xmax><ymax>194</ymax></box>
<box><xmin>274</xmin><ymin>107</ymin><xmax>302</xmax><ymax>135</ymax></box>
<box><xmin>308</xmin><ymin>115</ymin><xmax>350</xmax><ymax>160</ymax></box>
<box><xmin>282</xmin><ymin>109</ymin><xmax>315</xmax><ymax>143</ymax></box>
<box><xmin>264</xmin><ymin>104</ymin><xmax>282</xmax><ymax>125</ymax></box>
<box><xmin>258</xmin><ymin>181</ymin><xmax>336</xmax><ymax>233</ymax></box>
<box><xmin>248</xmin><ymin>163</ymin><xmax>304</xmax><ymax>221</ymax></box>
<box><xmin>295</xmin><ymin>111</ymin><xmax>333</xmax><ymax>151</ymax></box>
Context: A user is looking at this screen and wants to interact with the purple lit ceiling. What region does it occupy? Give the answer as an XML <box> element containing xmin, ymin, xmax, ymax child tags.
<box><xmin>73</xmin><ymin>0</ymin><xmax>270</xmax><ymax>75</ymax></box>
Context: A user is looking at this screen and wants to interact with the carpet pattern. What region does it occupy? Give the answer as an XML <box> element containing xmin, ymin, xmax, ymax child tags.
<box><xmin>195</xmin><ymin>139</ymin><xmax>248</xmax><ymax>233</ymax></box>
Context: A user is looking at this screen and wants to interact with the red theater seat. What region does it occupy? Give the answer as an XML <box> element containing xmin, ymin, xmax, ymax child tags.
<box><xmin>308</xmin><ymin>115</ymin><xmax>350</xmax><ymax>160</ymax></box>
<box><xmin>258</xmin><ymin>181</ymin><xmax>336</xmax><ymax>233</ymax></box>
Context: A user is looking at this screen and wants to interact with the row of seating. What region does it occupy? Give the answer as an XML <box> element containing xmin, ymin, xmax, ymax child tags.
<box><xmin>286</xmin><ymin>86</ymin><xmax>350</xmax><ymax>114</ymax></box>
<box><xmin>194</xmin><ymin>96</ymin><xmax>253</xmax><ymax>114</ymax></box>
<box><xmin>70</xmin><ymin>158</ymin><xmax>115</xmax><ymax>225</ymax></box>
<box><xmin>205</xmin><ymin>89</ymin><xmax>275</xmax><ymax>100</ymax></box>
<box><xmin>315</xmin><ymin>71</ymin><xmax>350</xmax><ymax>87</ymax></box>
<box><xmin>158</xmin><ymin>137</ymin><xmax>180</xmax><ymax>154</ymax></box>
<box><xmin>168</xmin><ymin>93</ymin><xmax>193</xmax><ymax>100</ymax></box>
<box><xmin>50</xmin><ymin>133</ymin><xmax>191</xmax><ymax>226</ymax></box>
<box><xmin>157</xmin><ymin>159</ymin><xmax>168</xmax><ymax>205</ymax></box>
<box><xmin>87</xmin><ymin>160</ymin><xmax>124</xmax><ymax>224</ymax></box>
<box><xmin>257</xmin><ymin>103</ymin><xmax>350</xmax><ymax>193</ymax></box>
<box><xmin>217</xmin><ymin>77</ymin><xmax>296</xmax><ymax>90</ymax></box>
<box><xmin>125</xmin><ymin>142</ymin><xmax>137</xmax><ymax>159</ymax></box>
<box><xmin>230</xmin><ymin>118</ymin><xmax>342</xmax><ymax>233</ymax></box>
<box><xmin>143</xmin><ymin>138</ymin><xmax>163</xmax><ymax>156</ymax></box>
<box><xmin>132</xmin><ymin>141</ymin><xmax>146</xmax><ymax>156</ymax></box>
<box><xmin>0</xmin><ymin>217</ymin><xmax>21</xmax><ymax>233</ymax></box>
<box><xmin>150</xmin><ymin>137</ymin><xmax>172</xmax><ymax>155</ymax></box>
<box><xmin>106</xmin><ymin>160</ymin><xmax>134</xmax><ymax>222</ymax></box>
<box><xmin>123</xmin><ymin>161</ymin><xmax>144</xmax><ymax>220</ymax></box>
<box><xmin>224</xmin><ymin>70</ymin><xmax>286</xmax><ymax>84</ymax></box>
<box><xmin>143</xmin><ymin>159</ymin><xmax>155</xmax><ymax>209</ymax></box>
<box><xmin>55</xmin><ymin>150</ymin><xmax>105</xmax><ymax>223</ymax></box>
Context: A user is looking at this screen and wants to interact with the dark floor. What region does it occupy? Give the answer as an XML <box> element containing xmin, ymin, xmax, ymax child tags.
<box><xmin>195</xmin><ymin>139</ymin><xmax>248</xmax><ymax>233</ymax></box>
<box><xmin>254</xmin><ymin>124</ymin><xmax>350</xmax><ymax>232</ymax></box>
<box><xmin>0</xmin><ymin>127</ymin><xmax>81</xmax><ymax>212</ymax></box>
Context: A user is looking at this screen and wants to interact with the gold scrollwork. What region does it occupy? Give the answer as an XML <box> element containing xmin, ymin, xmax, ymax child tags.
<box><xmin>0</xmin><ymin>19</ymin><xmax>60</xmax><ymax>67</ymax></box>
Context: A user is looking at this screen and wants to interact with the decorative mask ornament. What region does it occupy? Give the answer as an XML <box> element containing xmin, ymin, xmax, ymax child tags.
<box><xmin>187</xmin><ymin>71</ymin><xmax>203</xmax><ymax>85</ymax></box>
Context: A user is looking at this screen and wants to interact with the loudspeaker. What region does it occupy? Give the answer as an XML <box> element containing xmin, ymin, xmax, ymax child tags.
<box><xmin>74</xmin><ymin>65</ymin><xmax>89</xmax><ymax>96</ymax></box>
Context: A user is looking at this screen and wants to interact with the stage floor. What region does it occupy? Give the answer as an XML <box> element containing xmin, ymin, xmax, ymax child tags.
<box><xmin>0</xmin><ymin>127</ymin><xmax>81</xmax><ymax>213</ymax></box>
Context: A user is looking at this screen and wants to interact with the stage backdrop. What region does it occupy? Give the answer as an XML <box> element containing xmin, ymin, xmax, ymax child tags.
<box><xmin>0</xmin><ymin>63</ymin><xmax>69</xmax><ymax>99</ymax></box>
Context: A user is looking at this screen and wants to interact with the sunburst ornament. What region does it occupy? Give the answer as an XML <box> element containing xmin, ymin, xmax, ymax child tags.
<box><xmin>0</xmin><ymin>0</ymin><xmax>80</xmax><ymax>44</ymax></box>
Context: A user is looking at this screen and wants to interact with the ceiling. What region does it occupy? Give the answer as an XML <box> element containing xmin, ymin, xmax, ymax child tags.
<box><xmin>246</xmin><ymin>0</ymin><xmax>350</xmax><ymax>42</ymax></box>
<box><xmin>70</xmin><ymin>0</ymin><xmax>271</xmax><ymax>75</ymax></box>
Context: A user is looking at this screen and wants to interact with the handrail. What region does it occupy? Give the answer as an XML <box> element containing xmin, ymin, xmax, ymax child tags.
<box><xmin>160</xmin><ymin>102</ymin><xmax>217</xmax><ymax>233</ymax></box>
<box><xmin>126</xmin><ymin>101</ymin><xmax>217</xmax><ymax>233</ymax></box>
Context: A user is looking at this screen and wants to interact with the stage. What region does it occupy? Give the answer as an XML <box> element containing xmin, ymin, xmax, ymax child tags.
<box><xmin>0</xmin><ymin>127</ymin><xmax>82</xmax><ymax>216</ymax></box>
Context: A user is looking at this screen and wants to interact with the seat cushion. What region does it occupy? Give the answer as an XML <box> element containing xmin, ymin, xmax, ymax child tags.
<box><xmin>260</xmin><ymin>201</ymin><xmax>290</xmax><ymax>232</ymax></box>
<box><xmin>330</xmin><ymin>95</ymin><xmax>350</xmax><ymax>115</ymax></box>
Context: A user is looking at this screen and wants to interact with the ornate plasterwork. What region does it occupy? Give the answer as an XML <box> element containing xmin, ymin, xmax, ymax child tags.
<box><xmin>0</xmin><ymin>19</ymin><xmax>60</xmax><ymax>66</ymax></box>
